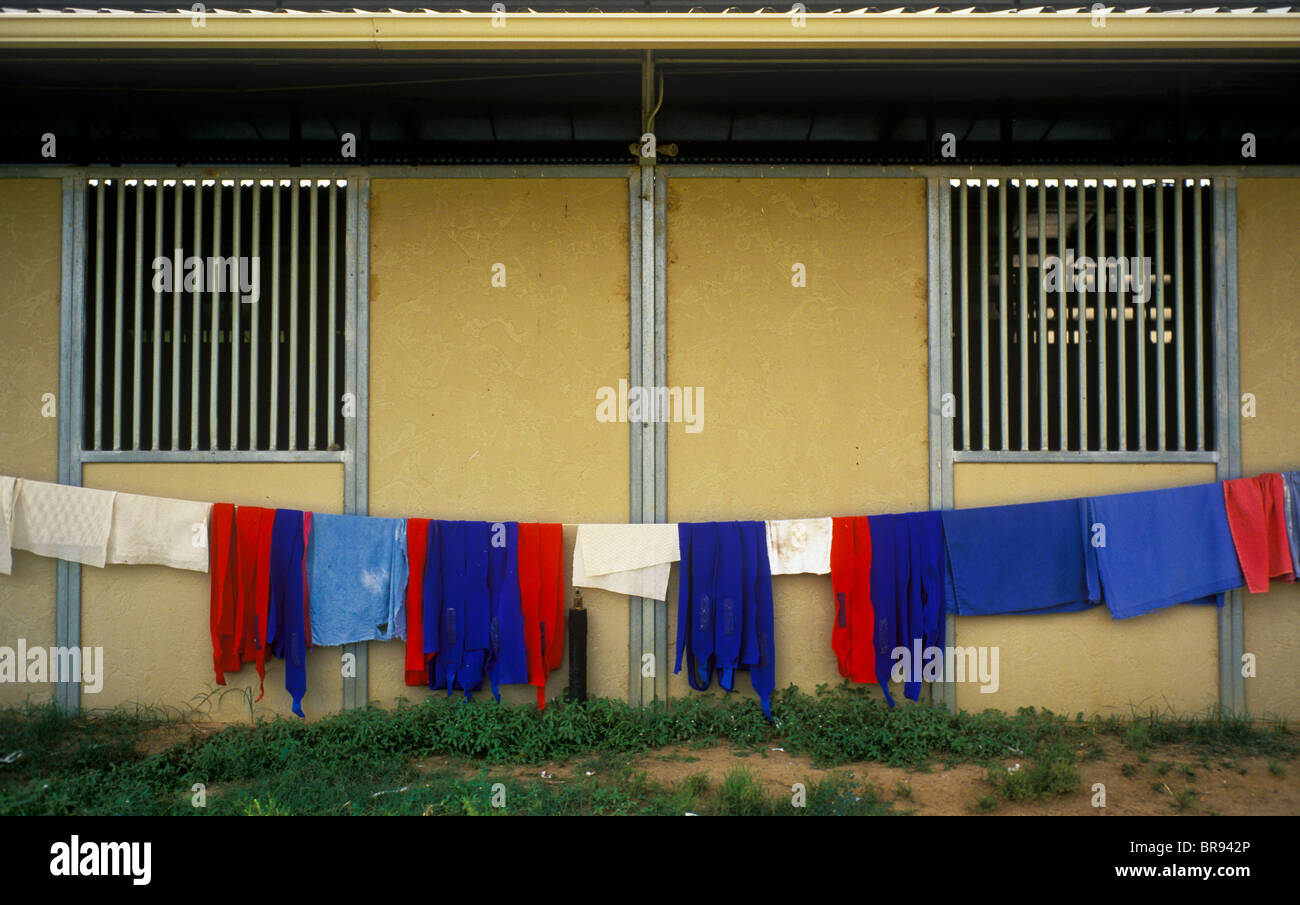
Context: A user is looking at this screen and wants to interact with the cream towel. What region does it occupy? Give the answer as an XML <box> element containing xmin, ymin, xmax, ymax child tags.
<box><xmin>107</xmin><ymin>492</ymin><xmax>214</xmax><ymax>572</ymax></box>
<box><xmin>11</xmin><ymin>479</ymin><xmax>117</xmax><ymax>568</ymax></box>
<box><xmin>765</xmin><ymin>517</ymin><xmax>833</xmax><ymax>575</ymax></box>
<box><xmin>579</xmin><ymin>523</ymin><xmax>680</xmax><ymax>576</ymax></box>
<box><xmin>571</xmin><ymin>532</ymin><xmax>673</xmax><ymax>601</ymax></box>
<box><xmin>0</xmin><ymin>476</ymin><xmax>16</xmax><ymax>576</ymax></box>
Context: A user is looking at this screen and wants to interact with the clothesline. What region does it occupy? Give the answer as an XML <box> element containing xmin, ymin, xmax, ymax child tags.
<box><xmin>2</xmin><ymin>470</ymin><xmax>1297</xmax><ymax>723</ymax></box>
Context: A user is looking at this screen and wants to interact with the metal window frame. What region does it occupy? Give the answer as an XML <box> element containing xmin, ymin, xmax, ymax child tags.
<box><xmin>932</xmin><ymin>172</ymin><xmax>1245</xmax><ymax>717</ymax></box>
<box><xmin>944</xmin><ymin>174</ymin><xmax>1220</xmax><ymax>462</ymax></box>
<box><xmin>53</xmin><ymin>167</ymin><xmax>370</xmax><ymax>713</ymax></box>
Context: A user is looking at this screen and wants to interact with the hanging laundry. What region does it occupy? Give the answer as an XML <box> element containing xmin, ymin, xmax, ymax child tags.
<box><xmin>829</xmin><ymin>516</ymin><xmax>875</xmax><ymax>684</ymax></box>
<box><xmin>1223</xmin><ymin>473</ymin><xmax>1295</xmax><ymax>594</ymax></box>
<box><xmin>305</xmin><ymin>513</ymin><xmax>408</xmax><ymax>647</ymax></box>
<box><xmin>941</xmin><ymin>498</ymin><xmax>1100</xmax><ymax>616</ymax></box>
<box><xmin>766</xmin><ymin>517</ymin><xmax>832</xmax><ymax>576</ymax></box>
<box><xmin>486</xmin><ymin>521</ymin><xmax>529</xmax><ymax>701</ymax></box>
<box><xmin>425</xmin><ymin>521</ymin><xmax>492</xmax><ymax>699</ymax></box>
<box><xmin>1087</xmin><ymin>482</ymin><xmax>1243</xmax><ymax>619</ymax></box>
<box><xmin>10</xmin><ymin>479</ymin><xmax>116</xmax><ymax>568</ymax></box>
<box><xmin>208</xmin><ymin>503</ymin><xmax>240</xmax><ymax>685</ymax></box>
<box><xmin>674</xmin><ymin>521</ymin><xmax>776</xmax><ymax>720</ymax></box>
<box><xmin>579</xmin><ymin>522</ymin><xmax>679</xmax><ymax>574</ymax></box>
<box><xmin>571</xmin><ymin>523</ymin><xmax>677</xmax><ymax>601</ymax></box>
<box><xmin>0</xmin><ymin>476</ymin><xmax>17</xmax><ymax>576</ymax></box>
<box><xmin>106</xmin><ymin>492</ymin><xmax>213</xmax><ymax>572</ymax></box>
<box><xmin>519</xmin><ymin>522</ymin><xmax>565</xmax><ymax>708</ymax></box>
<box><xmin>267</xmin><ymin>509</ymin><xmax>309</xmax><ymax>718</ymax></box>
<box><xmin>234</xmin><ymin>505</ymin><xmax>275</xmax><ymax>698</ymax></box>
<box><xmin>571</xmin><ymin>533</ymin><xmax>671</xmax><ymax>600</ymax></box>
<box><xmin>865</xmin><ymin>511</ymin><xmax>946</xmax><ymax>707</ymax></box>
<box><xmin>404</xmin><ymin>518</ymin><xmax>431</xmax><ymax>687</ymax></box>
<box><xmin>1283</xmin><ymin>471</ymin><xmax>1300</xmax><ymax>580</ymax></box>
<box><xmin>301</xmin><ymin>512</ymin><xmax>313</xmax><ymax>649</ymax></box>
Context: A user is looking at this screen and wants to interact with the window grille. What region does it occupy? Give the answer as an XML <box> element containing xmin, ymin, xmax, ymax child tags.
<box><xmin>949</xmin><ymin>177</ymin><xmax>1215</xmax><ymax>455</ymax></box>
<box><xmin>83</xmin><ymin>177</ymin><xmax>347</xmax><ymax>453</ymax></box>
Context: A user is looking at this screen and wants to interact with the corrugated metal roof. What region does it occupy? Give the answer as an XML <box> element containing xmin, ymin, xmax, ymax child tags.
<box><xmin>0</xmin><ymin>5</ymin><xmax>1295</xmax><ymax>13</ymax></box>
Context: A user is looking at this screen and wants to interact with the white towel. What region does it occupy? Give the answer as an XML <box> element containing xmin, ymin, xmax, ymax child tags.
<box><xmin>765</xmin><ymin>517</ymin><xmax>833</xmax><ymax>575</ymax></box>
<box><xmin>0</xmin><ymin>476</ymin><xmax>16</xmax><ymax>576</ymax></box>
<box><xmin>11</xmin><ymin>479</ymin><xmax>117</xmax><ymax>568</ymax></box>
<box><xmin>107</xmin><ymin>492</ymin><xmax>213</xmax><ymax>573</ymax></box>
<box><xmin>579</xmin><ymin>523</ymin><xmax>680</xmax><ymax>576</ymax></box>
<box><xmin>571</xmin><ymin>532</ymin><xmax>673</xmax><ymax>602</ymax></box>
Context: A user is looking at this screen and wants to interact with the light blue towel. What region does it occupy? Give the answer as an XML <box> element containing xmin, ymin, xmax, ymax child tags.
<box><xmin>307</xmin><ymin>513</ymin><xmax>409</xmax><ymax>646</ymax></box>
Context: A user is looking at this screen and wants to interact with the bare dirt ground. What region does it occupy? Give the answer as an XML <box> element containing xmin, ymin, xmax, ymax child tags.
<box><xmin>135</xmin><ymin>723</ymin><xmax>1298</xmax><ymax>815</ymax></box>
<box><xmin>413</xmin><ymin>736</ymin><xmax>1300</xmax><ymax>816</ymax></box>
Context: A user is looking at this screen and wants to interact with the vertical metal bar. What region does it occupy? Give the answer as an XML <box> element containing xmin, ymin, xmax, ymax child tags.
<box><xmin>930</xmin><ymin>178</ymin><xmax>956</xmax><ymax>713</ymax></box>
<box><xmin>1175</xmin><ymin>182</ymin><xmax>1186</xmax><ymax>451</ymax></box>
<box><xmin>171</xmin><ymin>182</ymin><xmax>182</xmax><ymax>450</ymax></box>
<box><xmin>1057</xmin><ymin>182</ymin><xmax>1067</xmax><ymax>450</ymax></box>
<box><xmin>57</xmin><ymin>177</ymin><xmax>86</xmax><ymax>713</ymax></box>
<box><xmin>1017</xmin><ymin>180</ymin><xmax>1028</xmax><ymax>451</ymax></box>
<box><xmin>230</xmin><ymin>182</ymin><xmax>242</xmax><ymax>451</ymax></box>
<box><xmin>627</xmin><ymin>169</ymin><xmax>643</xmax><ymax>708</ymax></box>
<box><xmin>1194</xmin><ymin>185</ymin><xmax>1206</xmax><ymax>451</ymax></box>
<box><xmin>328</xmin><ymin>181</ymin><xmax>337</xmax><ymax>450</ymax></box>
<box><xmin>209</xmin><ymin>181</ymin><xmax>222</xmax><ymax>448</ymax></box>
<box><xmin>151</xmin><ymin>182</ymin><xmax>162</xmax><ymax>450</ymax></box>
<box><xmin>653</xmin><ymin>168</ymin><xmax>668</xmax><ymax>705</ymax></box>
<box><xmin>1136</xmin><ymin>183</ymin><xmax>1147</xmax><ymax>450</ymax></box>
<box><xmin>93</xmin><ymin>179</ymin><xmax>104</xmax><ymax>451</ymax></box>
<box><xmin>1117</xmin><ymin>183</ymin><xmax>1127</xmax><ymax>451</ymax></box>
<box><xmin>289</xmin><ymin>179</ymin><xmax>300</xmax><ymax>450</ymax></box>
<box><xmin>1096</xmin><ymin>180</ymin><xmax>1107</xmax><ymax>451</ymax></box>
<box><xmin>190</xmin><ymin>182</ymin><xmax>202</xmax><ymax>450</ymax></box>
<box><xmin>113</xmin><ymin>178</ymin><xmax>124</xmax><ymax>450</ymax></box>
<box><xmin>342</xmin><ymin>175</ymin><xmax>371</xmax><ymax>712</ymax></box>
<box><xmin>342</xmin><ymin>178</ymin><xmax>360</xmax><ymax>709</ymax></box>
<box><xmin>131</xmin><ymin>180</ymin><xmax>143</xmax><ymax>450</ymax></box>
<box><xmin>959</xmin><ymin>185</ymin><xmax>970</xmax><ymax>452</ymax></box>
<box><xmin>251</xmin><ymin>185</ymin><xmax>262</xmax><ymax>450</ymax></box>
<box><xmin>979</xmin><ymin>182</ymin><xmax>990</xmax><ymax>450</ymax></box>
<box><xmin>997</xmin><ymin>180</ymin><xmax>1008</xmax><ymax>450</ymax></box>
<box><xmin>1037</xmin><ymin>183</ymin><xmax>1047</xmax><ymax>450</ymax></box>
<box><xmin>1076</xmin><ymin>181</ymin><xmax>1087</xmax><ymax>451</ymax></box>
<box><xmin>270</xmin><ymin>183</ymin><xmax>281</xmax><ymax>450</ymax></box>
<box><xmin>1155</xmin><ymin>180</ymin><xmax>1167</xmax><ymax>451</ymax></box>
<box><xmin>638</xmin><ymin>161</ymin><xmax>655</xmax><ymax>708</ymax></box>
<box><xmin>1215</xmin><ymin>178</ymin><xmax>1244</xmax><ymax>717</ymax></box>
<box><xmin>308</xmin><ymin>181</ymin><xmax>319</xmax><ymax>450</ymax></box>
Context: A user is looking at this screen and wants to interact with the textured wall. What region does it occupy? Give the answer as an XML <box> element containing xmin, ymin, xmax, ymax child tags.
<box><xmin>0</xmin><ymin>180</ymin><xmax>62</xmax><ymax>709</ymax></box>
<box><xmin>1237</xmin><ymin>179</ymin><xmax>1300</xmax><ymax>719</ymax></box>
<box><xmin>953</xmin><ymin>464</ymin><xmax>1219</xmax><ymax>717</ymax></box>
<box><xmin>367</xmin><ymin>178</ymin><xmax>630</xmax><ymax>708</ymax></box>
<box><xmin>81</xmin><ymin>463</ymin><xmax>343</xmax><ymax>720</ymax></box>
<box><xmin>665</xmin><ymin>177</ymin><xmax>930</xmax><ymax>708</ymax></box>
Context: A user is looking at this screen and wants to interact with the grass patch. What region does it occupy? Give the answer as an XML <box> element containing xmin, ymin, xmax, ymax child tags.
<box><xmin>0</xmin><ymin>687</ymin><xmax>1293</xmax><ymax>816</ymax></box>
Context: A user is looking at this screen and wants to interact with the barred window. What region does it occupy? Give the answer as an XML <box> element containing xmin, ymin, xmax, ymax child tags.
<box><xmin>949</xmin><ymin>177</ymin><xmax>1216</xmax><ymax>455</ymax></box>
<box><xmin>83</xmin><ymin>177</ymin><xmax>348</xmax><ymax>453</ymax></box>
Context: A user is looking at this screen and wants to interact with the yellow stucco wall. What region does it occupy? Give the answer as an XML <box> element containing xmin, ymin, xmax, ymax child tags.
<box><xmin>366</xmin><ymin>178</ymin><xmax>630</xmax><ymax>708</ymax></box>
<box><xmin>952</xmin><ymin>464</ymin><xmax>1220</xmax><ymax>717</ymax></box>
<box><xmin>81</xmin><ymin>463</ymin><xmax>343</xmax><ymax>720</ymax></box>
<box><xmin>1237</xmin><ymin>178</ymin><xmax>1300</xmax><ymax>719</ymax></box>
<box><xmin>665</xmin><ymin>177</ymin><xmax>930</xmax><ymax>707</ymax></box>
<box><xmin>0</xmin><ymin>180</ymin><xmax>62</xmax><ymax>709</ymax></box>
